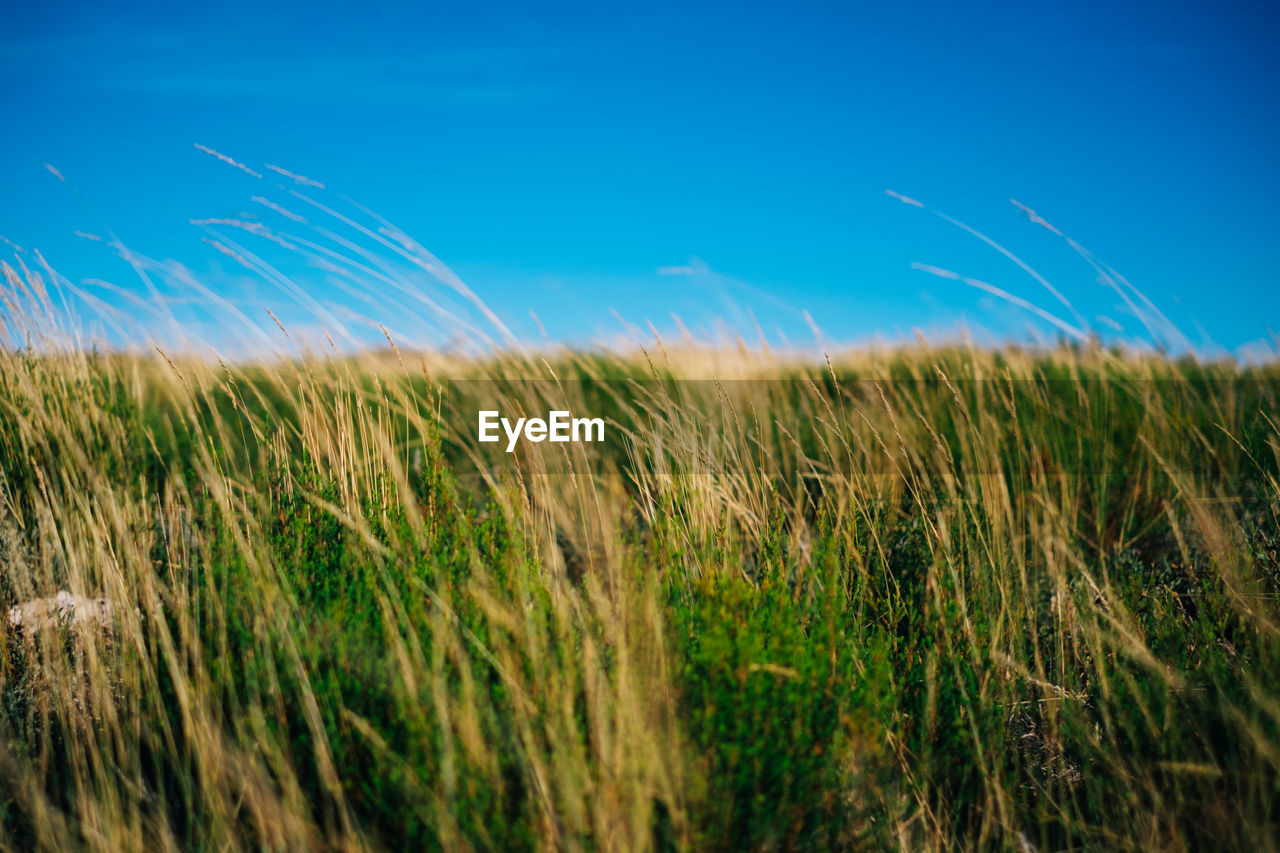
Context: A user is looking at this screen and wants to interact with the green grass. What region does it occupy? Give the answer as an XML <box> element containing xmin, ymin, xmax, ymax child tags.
<box><xmin>0</xmin><ymin>337</ymin><xmax>1278</xmax><ymax>851</ymax></box>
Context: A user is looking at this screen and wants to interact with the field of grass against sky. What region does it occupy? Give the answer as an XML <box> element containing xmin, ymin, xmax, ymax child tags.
<box><xmin>2</xmin><ymin>1</ymin><xmax>1279</xmax><ymax>850</ymax></box>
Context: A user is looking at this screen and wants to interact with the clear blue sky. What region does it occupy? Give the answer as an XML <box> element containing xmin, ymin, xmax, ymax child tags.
<box><xmin>2</xmin><ymin>0</ymin><xmax>1278</xmax><ymax>355</ymax></box>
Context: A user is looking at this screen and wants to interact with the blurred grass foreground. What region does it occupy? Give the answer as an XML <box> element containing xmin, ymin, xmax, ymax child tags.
<box><xmin>1</xmin><ymin>259</ymin><xmax>1280</xmax><ymax>850</ymax></box>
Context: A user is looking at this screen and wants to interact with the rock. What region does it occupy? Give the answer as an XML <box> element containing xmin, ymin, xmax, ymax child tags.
<box><xmin>7</xmin><ymin>590</ymin><xmax>120</xmax><ymax>633</ymax></box>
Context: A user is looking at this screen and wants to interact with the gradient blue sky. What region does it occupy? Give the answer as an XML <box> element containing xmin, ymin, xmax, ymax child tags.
<box><xmin>2</xmin><ymin>0</ymin><xmax>1278</xmax><ymax>354</ymax></box>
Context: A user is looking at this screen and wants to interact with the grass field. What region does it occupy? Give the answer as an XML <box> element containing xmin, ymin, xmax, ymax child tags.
<box><xmin>1</xmin><ymin>266</ymin><xmax>1279</xmax><ymax>850</ymax></box>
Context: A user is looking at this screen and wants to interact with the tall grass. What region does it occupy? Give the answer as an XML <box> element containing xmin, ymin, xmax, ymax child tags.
<box><xmin>2</xmin><ymin>249</ymin><xmax>1279</xmax><ymax>850</ymax></box>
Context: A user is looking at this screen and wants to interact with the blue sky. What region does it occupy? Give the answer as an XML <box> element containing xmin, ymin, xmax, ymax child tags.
<box><xmin>1</xmin><ymin>0</ymin><xmax>1278</xmax><ymax>355</ymax></box>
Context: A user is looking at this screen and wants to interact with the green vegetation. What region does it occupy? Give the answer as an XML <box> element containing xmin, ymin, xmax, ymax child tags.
<box><xmin>1</xmin><ymin>333</ymin><xmax>1278</xmax><ymax>850</ymax></box>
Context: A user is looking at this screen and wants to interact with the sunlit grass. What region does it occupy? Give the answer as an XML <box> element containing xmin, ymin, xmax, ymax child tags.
<box><xmin>1</xmin><ymin>288</ymin><xmax>1277</xmax><ymax>849</ymax></box>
